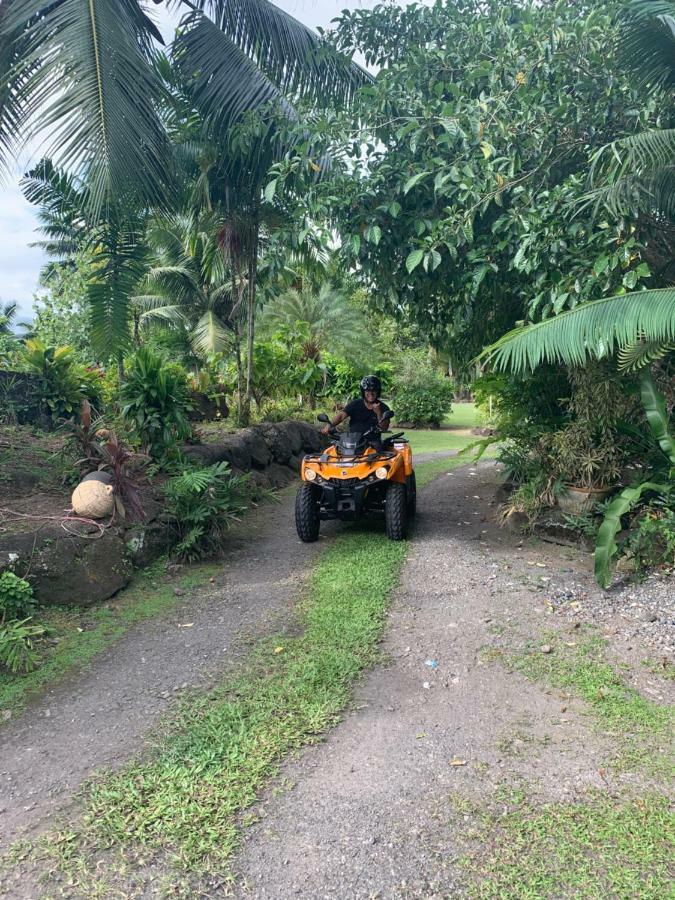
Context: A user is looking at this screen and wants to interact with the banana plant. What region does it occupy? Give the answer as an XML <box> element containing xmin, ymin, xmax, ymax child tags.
<box><xmin>594</xmin><ymin>368</ymin><xmax>674</xmax><ymax>587</ymax></box>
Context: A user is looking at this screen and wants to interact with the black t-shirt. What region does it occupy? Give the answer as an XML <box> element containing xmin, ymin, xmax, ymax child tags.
<box><xmin>343</xmin><ymin>397</ymin><xmax>391</xmax><ymax>435</ymax></box>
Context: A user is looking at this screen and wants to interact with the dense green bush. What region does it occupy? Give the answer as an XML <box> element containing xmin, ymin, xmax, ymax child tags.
<box><xmin>0</xmin><ymin>572</ymin><xmax>37</xmax><ymax>622</ymax></box>
<box><xmin>121</xmin><ymin>348</ymin><xmax>191</xmax><ymax>459</ymax></box>
<box><xmin>626</xmin><ymin>497</ymin><xmax>675</xmax><ymax>571</ymax></box>
<box><xmin>164</xmin><ymin>462</ymin><xmax>248</xmax><ymax>560</ymax></box>
<box><xmin>19</xmin><ymin>339</ymin><xmax>103</xmax><ymax>423</ymax></box>
<box><xmin>321</xmin><ymin>355</ymin><xmax>394</xmax><ymax>402</ymax></box>
<box><xmin>391</xmin><ymin>353</ymin><xmax>453</xmax><ymax>427</ymax></box>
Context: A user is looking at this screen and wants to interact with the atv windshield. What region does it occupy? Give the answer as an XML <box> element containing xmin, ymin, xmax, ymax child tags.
<box><xmin>335</xmin><ymin>431</ymin><xmax>375</xmax><ymax>457</ymax></box>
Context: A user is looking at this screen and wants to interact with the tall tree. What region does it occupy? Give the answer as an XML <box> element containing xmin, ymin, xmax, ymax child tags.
<box><xmin>1</xmin><ymin>0</ymin><xmax>368</xmax><ymax>359</ymax></box>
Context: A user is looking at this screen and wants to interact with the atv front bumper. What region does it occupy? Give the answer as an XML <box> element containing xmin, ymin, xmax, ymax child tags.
<box><xmin>318</xmin><ymin>481</ymin><xmax>385</xmax><ymax>520</ymax></box>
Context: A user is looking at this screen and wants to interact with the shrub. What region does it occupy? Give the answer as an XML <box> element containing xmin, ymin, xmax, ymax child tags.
<box><xmin>121</xmin><ymin>348</ymin><xmax>191</xmax><ymax>460</ymax></box>
<box><xmin>392</xmin><ymin>353</ymin><xmax>453</xmax><ymax>427</ymax></box>
<box><xmin>19</xmin><ymin>339</ymin><xmax>87</xmax><ymax>424</ymax></box>
<box><xmin>0</xmin><ymin>618</ymin><xmax>46</xmax><ymax>673</ymax></box>
<box><xmin>164</xmin><ymin>462</ymin><xmax>248</xmax><ymax>560</ymax></box>
<box><xmin>626</xmin><ymin>497</ymin><xmax>675</xmax><ymax>571</ymax></box>
<box><xmin>0</xmin><ymin>572</ymin><xmax>36</xmax><ymax>622</ymax></box>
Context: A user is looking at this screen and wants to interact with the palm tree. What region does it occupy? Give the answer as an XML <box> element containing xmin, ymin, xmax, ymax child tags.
<box><xmin>0</xmin><ymin>0</ymin><xmax>368</xmax><ymax>220</ymax></box>
<box><xmin>135</xmin><ymin>215</ymin><xmax>235</xmax><ymax>357</ymax></box>
<box><xmin>21</xmin><ymin>158</ymin><xmax>149</xmax><ymax>363</ymax></box>
<box><xmin>591</xmin><ymin>0</ymin><xmax>675</xmax><ymax>218</ymax></box>
<box><xmin>261</xmin><ymin>282</ymin><xmax>372</xmax><ymax>365</ymax></box>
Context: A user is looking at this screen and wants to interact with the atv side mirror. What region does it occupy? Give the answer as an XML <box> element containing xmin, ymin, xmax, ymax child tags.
<box><xmin>383</xmin><ymin>410</ymin><xmax>394</xmax><ymax>421</ymax></box>
<box><xmin>317</xmin><ymin>413</ymin><xmax>330</xmax><ymax>423</ymax></box>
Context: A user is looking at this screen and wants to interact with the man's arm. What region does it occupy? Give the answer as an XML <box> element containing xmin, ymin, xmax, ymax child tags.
<box><xmin>321</xmin><ymin>410</ymin><xmax>347</xmax><ymax>435</ymax></box>
<box><xmin>372</xmin><ymin>402</ymin><xmax>390</xmax><ymax>429</ymax></box>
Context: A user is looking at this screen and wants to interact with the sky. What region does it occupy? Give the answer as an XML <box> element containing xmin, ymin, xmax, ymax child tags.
<box><xmin>0</xmin><ymin>0</ymin><xmax>388</xmax><ymax>320</ymax></box>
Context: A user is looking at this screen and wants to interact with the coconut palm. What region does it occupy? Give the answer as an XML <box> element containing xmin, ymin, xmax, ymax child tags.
<box><xmin>0</xmin><ymin>0</ymin><xmax>368</xmax><ymax>219</ymax></box>
<box><xmin>135</xmin><ymin>215</ymin><xmax>236</xmax><ymax>357</ymax></box>
<box><xmin>591</xmin><ymin>0</ymin><xmax>675</xmax><ymax>217</ymax></box>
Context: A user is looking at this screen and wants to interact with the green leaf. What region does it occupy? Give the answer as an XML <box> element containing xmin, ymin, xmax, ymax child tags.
<box><xmin>264</xmin><ymin>178</ymin><xmax>278</xmax><ymax>202</ymax></box>
<box><xmin>406</xmin><ymin>249</ymin><xmax>425</xmax><ymax>273</ymax></box>
<box><xmin>403</xmin><ymin>172</ymin><xmax>430</xmax><ymax>194</ymax></box>
<box><xmin>595</xmin><ymin>481</ymin><xmax>670</xmax><ymax>587</ymax></box>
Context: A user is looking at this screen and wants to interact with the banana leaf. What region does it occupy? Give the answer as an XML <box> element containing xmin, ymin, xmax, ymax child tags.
<box><xmin>594</xmin><ymin>480</ymin><xmax>670</xmax><ymax>587</ymax></box>
<box><xmin>640</xmin><ymin>368</ymin><xmax>675</xmax><ymax>465</ymax></box>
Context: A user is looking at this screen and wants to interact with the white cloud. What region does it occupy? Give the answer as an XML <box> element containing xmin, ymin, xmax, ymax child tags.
<box><xmin>0</xmin><ymin>181</ymin><xmax>46</xmax><ymax>318</ymax></box>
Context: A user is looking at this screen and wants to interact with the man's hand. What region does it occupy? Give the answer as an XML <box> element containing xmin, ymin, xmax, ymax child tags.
<box><xmin>321</xmin><ymin>424</ymin><xmax>333</xmax><ymax>436</ymax></box>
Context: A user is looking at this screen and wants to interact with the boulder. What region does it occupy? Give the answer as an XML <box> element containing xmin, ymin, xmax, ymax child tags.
<box><xmin>0</xmin><ymin>525</ymin><xmax>132</xmax><ymax>607</ymax></box>
<box><xmin>239</xmin><ymin>428</ymin><xmax>271</xmax><ymax>469</ymax></box>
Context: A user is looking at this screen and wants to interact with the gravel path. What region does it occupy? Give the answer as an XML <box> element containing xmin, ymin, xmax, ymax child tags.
<box><xmin>233</xmin><ymin>462</ymin><xmax>673</xmax><ymax>898</ymax></box>
<box><xmin>0</xmin><ymin>460</ymin><xmax>671</xmax><ymax>899</ymax></box>
<box><xmin>0</xmin><ymin>490</ymin><xmax>336</xmax><ymax>855</ymax></box>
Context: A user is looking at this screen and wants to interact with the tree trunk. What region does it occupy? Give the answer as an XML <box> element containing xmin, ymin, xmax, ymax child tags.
<box><xmin>234</xmin><ymin>321</ymin><xmax>244</xmax><ymax>424</ymax></box>
<box><xmin>242</xmin><ymin>220</ymin><xmax>259</xmax><ymax>427</ymax></box>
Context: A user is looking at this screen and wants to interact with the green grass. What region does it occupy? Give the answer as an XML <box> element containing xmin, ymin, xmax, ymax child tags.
<box><xmin>509</xmin><ymin>631</ymin><xmax>674</xmax><ymax>775</ymax></box>
<box><xmin>404</xmin><ymin>402</ymin><xmax>479</xmax><ymax>455</ymax></box>
<box><xmin>14</xmin><ymin>457</ymin><xmax>461</xmax><ymax>893</ymax></box>
<box><xmin>460</xmin><ymin>792</ymin><xmax>674</xmax><ymax>899</ymax></box>
<box><xmin>0</xmin><ymin>563</ymin><xmax>221</xmax><ymax>716</ymax></box>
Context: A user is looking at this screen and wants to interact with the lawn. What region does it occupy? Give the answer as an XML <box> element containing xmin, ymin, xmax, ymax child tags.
<box><xmin>402</xmin><ymin>402</ymin><xmax>480</xmax><ymax>454</ymax></box>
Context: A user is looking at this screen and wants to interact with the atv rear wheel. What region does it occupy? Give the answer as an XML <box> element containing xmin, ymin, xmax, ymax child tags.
<box><xmin>407</xmin><ymin>472</ymin><xmax>417</xmax><ymax>518</ymax></box>
<box><xmin>385</xmin><ymin>481</ymin><xmax>408</xmax><ymax>541</ymax></box>
<box><xmin>296</xmin><ymin>483</ymin><xmax>321</xmax><ymax>543</ymax></box>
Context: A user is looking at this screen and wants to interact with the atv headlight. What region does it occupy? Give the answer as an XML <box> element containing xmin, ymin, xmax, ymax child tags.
<box><xmin>375</xmin><ymin>466</ymin><xmax>388</xmax><ymax>480</ymax></box>
<box><xmin>305</xmin><ymin>468</ymin><xmax>317</xmax><ymax>481</ymax></box>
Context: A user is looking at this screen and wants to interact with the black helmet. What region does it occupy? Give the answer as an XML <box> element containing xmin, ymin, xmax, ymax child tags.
<box><xmin>360</xmin><ymin>375</ymin><xmax>382</xmax><ymax>398</ymax></box>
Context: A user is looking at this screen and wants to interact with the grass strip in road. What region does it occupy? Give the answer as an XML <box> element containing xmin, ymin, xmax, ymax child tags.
<box><xmin>0</xmin><ymin>563</ymin><xmax>221</xmax><ymax>717</ymax></box>
<box><xmin>25</xmin><ymin>458</ymin><xmax>464</xmax><ymax>893</ymax></box>
<box><xmin>62</xmin><ymin>532</ymin><xmax>407</xmax><ymax>881</ymax></box>
<box><xmin>510</xmin><ymin>631</ymin><xmax>674</xmax><ymax>776</ymax></box>
<box><xmin>459</xmin><ymin>791</ymin><xmax>673</xmax><ymax>899</ymax></box>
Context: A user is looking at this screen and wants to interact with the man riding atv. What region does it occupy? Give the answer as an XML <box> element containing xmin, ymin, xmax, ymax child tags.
<box><xmin>321</xmin><ymin>375</ymin><xmax>391</xmax><ymax>441</ymax></box>
<box><xmin>297</xmin><ymin>375</ymin><xmax>416</xmax><ymax>542</ymax></box>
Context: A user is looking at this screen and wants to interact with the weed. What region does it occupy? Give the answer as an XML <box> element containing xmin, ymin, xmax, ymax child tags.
<box><xmin>508</xmin><ymin>632</ymin><xmax>674</xmax><ymax>775</ymax></box>
<box><xmin>461</xmin><ymin>791</ymin><xmax>674</xmax><ymax>899</ymax></box>
<box><xmin>642</xmin><ymin>656</ymin><xmax>675</xmax><ymax>682</ymax></box>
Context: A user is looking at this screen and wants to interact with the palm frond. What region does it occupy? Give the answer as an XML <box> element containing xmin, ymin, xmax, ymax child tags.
<box><xmin>621</xmin><ymin>0</ymin><xmax>675</xmax><ymax>87</ymax></box>
<box><xmin>188</xmin><ymin>0</ymin><xmax>370</xmax><ymax>105</ymax></box>
<box><xmin>174</xmin><ymin>12</ymin><xmax>282</xmax><ymax>134</ymax></box>
<box><xmin>88</xmin><ymin>222</ymin><xmax>148</xmax><ymax>356</ymax></box>
<box><xmin>590</xmin><ymin>129</ymin><xmax>675</xmax><ymax>218</ymax></box>
<box><xmin>618</xmin><ymin>338</ymin><xmax>675</xmax><ymax>371</ymax></box>
<box><xmin>192</xmin><ymin>310</ymin><xmax>232</xmax><ymax>355</ymax></box>
<box><xmin>478</xmin><ymin>289</ymin><xmax>675</xmax><ymax>373</ymax></box>
<box><xmin>1</xmin><ymin>0</ymin><xmax>171</xmax><ymax>216</ymax></box>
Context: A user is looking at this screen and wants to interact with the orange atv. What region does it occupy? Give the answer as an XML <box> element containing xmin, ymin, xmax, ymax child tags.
<box><xmin>295</xmin><ymin>411</ymin><xmax>416</xmax><ymax>542</ymax></box>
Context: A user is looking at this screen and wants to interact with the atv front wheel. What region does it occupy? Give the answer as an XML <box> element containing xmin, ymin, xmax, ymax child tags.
<box><xmin>385</xmin><ymin>481</ymin><xmax>408</xmax><ymax>541</ymax></box>
<box><xmin>296</xmin><ymin>483</ymin><xmax>321</xmax><ymax>543</ymax></box>
<box><xmin>407</xmin><ymin>472</ymin><xmax>417</xmax><ymax>519</ymax></box>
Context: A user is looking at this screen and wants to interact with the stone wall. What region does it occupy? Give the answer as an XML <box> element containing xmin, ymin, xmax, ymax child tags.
<box><xmin>0</xmin><ymin>421</ymin><xmax>325</xmax><ymax>607</ymax></box>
